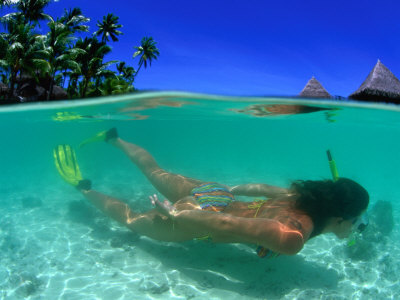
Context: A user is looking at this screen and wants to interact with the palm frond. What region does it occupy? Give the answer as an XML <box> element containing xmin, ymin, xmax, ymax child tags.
<box><xmin>31</xmin><ymin>58</ymin><xmax>50</xmax><ymax>72</ymax></box>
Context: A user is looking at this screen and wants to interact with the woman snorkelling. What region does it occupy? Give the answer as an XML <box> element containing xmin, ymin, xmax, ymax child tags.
<box><xmin>54</xmin><ymin>128</ymin><xmax>369</xmax><ymax>257</ymax></box>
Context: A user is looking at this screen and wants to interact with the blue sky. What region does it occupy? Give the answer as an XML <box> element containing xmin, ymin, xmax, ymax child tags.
<box><xmin>5</xmin><ymin>0</ymin><xmax>400</xmax><ymax>97</ymax></box>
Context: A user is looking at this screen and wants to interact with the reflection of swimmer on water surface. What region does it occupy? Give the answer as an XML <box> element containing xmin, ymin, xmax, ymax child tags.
<box><xmin>52</xmin><ymin>111</ymin><xmax>149</xmax><ymax>121</ymax></box>
<box><xmin>54</xmin><ymin>128</ymin><xmax>368</xmax><ymax>259</ymax></box>
<box><xmin>52</xmin><ymin>98</ymin><xmax>195</xmax><ymax>122</ymax></box>
<box><xmin>120</xmin><ymin>97</ymin><xmax>194</xmax><ymax>112</ymax></box>
<box><xmin>232</xmin><ymin>104</ymin><xmax>339</xmax><ymax>121</ymax></box>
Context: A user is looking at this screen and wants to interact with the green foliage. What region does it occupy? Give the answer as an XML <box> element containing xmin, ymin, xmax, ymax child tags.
<box><xmin>133</xmin><ymin>36</ymin><xmax>160</xmax><ymax>77</ymax></box>
<box><xmin>73</xmin><ymin>36</ymin><xmax>118</xmax><ymax>97</ymax></box>
<box><xmin>95</xmin><ymin>13</ymin><xmax>122</xmax><ymax>43</ymax></box>
<box><xmin>116</xmin><ymin>61</ymin><xmax>135</xmax><ymax>84</ymax></box>
<box><xmin>0</xmin><ymin>19</ymin><xmax>49</xmax><ymax>98</ymax></box>
<box><xmin>3</xmin><ymin>0</ymin><xmax>51</xmax><ymax>26</ymax></box>
<box><xmin>99</xmin><ymin>77</ymin><xmax>134</xmax><ymax>96</ymax></box>
<box><xmin>0</xmin><ymin>0</ymin><xmax>12</xmax><ymax>8</ymax></box>
<box><xmin>59</xmin><ymin>7</ymin><xmax>89</xmax><ymax>33</ymax></box>
<box><xmin>0</xmin><ymin>1</ymin><xmax>159</xmax><ymax>103</ymax></box>
<box><xmin>41</xmin><ymin>18</ymin><xmax>81</xmax><ymax>99</ymax></box>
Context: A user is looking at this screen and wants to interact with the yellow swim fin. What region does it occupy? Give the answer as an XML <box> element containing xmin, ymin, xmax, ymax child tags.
<box><xmin>79</xmin><ymin>128</ymin><xmax>118</xmax><ymax>148</ymax></box>
<box><xmin>53</xmin><ymin>144</ymin><xmax>91</xmax><ymax>190</ymax></box>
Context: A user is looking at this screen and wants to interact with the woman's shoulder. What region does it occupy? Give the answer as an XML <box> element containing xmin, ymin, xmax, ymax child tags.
<box><xmin>260</xmin><ymin>199</ymin><xmax>314</xmax><ymax>241</ymax></box>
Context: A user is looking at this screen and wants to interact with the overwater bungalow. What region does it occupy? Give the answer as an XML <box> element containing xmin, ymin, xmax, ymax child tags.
<box><xmin>349</xmin><ymin>60</ymin><xmax>400</xmax><ymax>104</ymax></box>
<box><xmin>298</xmin><ymin>76</ymin><xmax>332</xmax><ymax>99</ymax></box>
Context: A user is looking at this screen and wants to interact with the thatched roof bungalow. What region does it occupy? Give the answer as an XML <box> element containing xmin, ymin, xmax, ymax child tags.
<box><xmin>349</xmin><ymin>60</ymin><xmax>400</xmax><ymax>103</ymax></box>
<box><xmin>51</xmin><ymin>85</ymin><xmax>68</xmax><ymax>100</ymax></box>
<box><xmin>298</xmin><ymin>76</ymin><xmax>332</xmax><ymax>99</ymax></box>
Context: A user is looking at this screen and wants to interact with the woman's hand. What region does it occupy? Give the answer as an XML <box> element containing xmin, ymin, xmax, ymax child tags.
<box><xmin>149</xmin><ymin>194</ymin><xmax>178</xmax><ymax>219</ymax></box>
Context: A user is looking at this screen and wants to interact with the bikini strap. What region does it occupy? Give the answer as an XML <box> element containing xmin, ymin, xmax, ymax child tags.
<box><xmin>248</xmin><ymin>198</ymin><xmax>267</xmax><ymax>218</ymax></box>
<box><xmin>249</xmin><ymin>199</ymin><xmax>281</xmax><ymax>258</ymax></box>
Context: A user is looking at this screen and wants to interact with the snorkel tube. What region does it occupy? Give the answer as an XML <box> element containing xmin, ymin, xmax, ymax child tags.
<box><xmin>326</xmin><ymin>150</ymin><xmax>339</xmax><ymax>182</ymax></box>
<box><xmin>326</xmin><ymin>150</ymin><xmax>369</xmax><ymax>245</ymax></box>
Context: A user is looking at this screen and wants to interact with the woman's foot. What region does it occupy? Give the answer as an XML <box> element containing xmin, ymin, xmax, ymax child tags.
<box><xmin>105</xmin><ymin>127</ymin><xmax>118</xmax><ymax>142</ymax></box>
<box><xmin>79</xmin><ymin>127</ymin><xmax>119</xmax><ymax>148</ymax></box>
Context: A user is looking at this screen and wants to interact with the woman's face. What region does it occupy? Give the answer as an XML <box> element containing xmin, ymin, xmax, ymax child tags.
<box><xmin>326</xmin><ymin>216</ymin><xmax>360</xmax><ymax>239</ymax></box>
<box><xmin>332</xmin><ymin>218</ymin><xmax>354</xmax><ymax>239</ymax></box>
<box><xmin>326</xmin><ymin>209</ymin><xmax>367</xmax><ymax>239</ymax></box>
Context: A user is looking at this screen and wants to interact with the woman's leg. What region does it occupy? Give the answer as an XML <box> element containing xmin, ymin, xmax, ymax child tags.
<box><xmin>82</xmin><ymin>189</ymin><xmax>199</xmax><ymax>241</ymax></box>
<box><xmin>108</xmin><ymin>137</ymin><xmax>204</xmax><ymax>202</ymax></box>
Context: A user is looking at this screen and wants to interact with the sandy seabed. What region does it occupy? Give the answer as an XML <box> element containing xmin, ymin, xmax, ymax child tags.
<box><xmin>1</xmin><ymin>182</ymin><xmax>399</xmax><ymax>300</ymax></box>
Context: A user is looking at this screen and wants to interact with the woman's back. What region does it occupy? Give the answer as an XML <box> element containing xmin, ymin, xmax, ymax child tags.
<box><xmin>224</xmin><ymin>197</ymin><xmax>314</xmax><ymax>242</ymax></box>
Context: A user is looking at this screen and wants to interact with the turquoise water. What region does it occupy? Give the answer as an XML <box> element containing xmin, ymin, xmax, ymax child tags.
<box><xmin>0</xmin><ymin>92</ymin><xmax>399</xmax><ymax>299</ymax></box>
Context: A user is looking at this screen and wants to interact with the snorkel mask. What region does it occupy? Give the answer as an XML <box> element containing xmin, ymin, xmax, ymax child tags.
<box><xmin>326</xmin><ymin>150</ymin><xmax>369</xmax><ymax>234</ymax></box>
<box><xmin>352</xmin><ymin>213</ymin><xmax>369</xmax><ymax>233</ymax></box>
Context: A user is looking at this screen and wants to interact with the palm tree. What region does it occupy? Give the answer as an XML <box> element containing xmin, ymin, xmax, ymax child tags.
<box><xmin>59</xmin><ymin>7</ymin><xmax>89</xmax><ymax>33</ymax></box>
<box><xmin>0</xmin><ymin>33</ymin><xmax>9</xmax><ymax>82</ymax></box>
<box><xmin>116</xmin><ymin>61</ymin><xmax>135</xmax><ymax>85</ymax></box>
<box><xmin>66</xmin><ymin>72</ymin><xmax>80</xmax><ymax>98</ymax></box>
<box><xmin>56</xmin><ymin>8</ymin><xmax>90</xmax><ymax>89</ymax></box>
<box><xmin>99</xmin><ymin>77</ymin><xmax>133</xmax><ymax>96</ymax></box>
<box><xmin>133</xmin><ymin>36</ymin><xmax>160</xmax><ymax>77</ymax></box>
<box><xmin>0</xmin><ymin>20</ymin><xmax>49</xmax><ymax>100</ymax></box>
<box><xmin>74</xmin><ymin>37</ymin><xmax>118</xmax><ymax>97</ymax></box>
<box><xmin>2</xmin><ymin>0</ymin><xmax>51</xmax><ymax>26</ymax></box>
<box><xmin>95</xmin><ymin>13</ymin><xmax>122</xmax><ymax>43</ymax></box>
<box><xmin>42</xmin><ymin>18</ymin><xmax>83</xmax><ymax>100</ymax></box>
<box><xmin>0</xmin><ymin>0</ymin><xmax>12</xmax><ymax>8</ymax></box>
<box><xmin>1</xmin><ymin>7</ymin><xmax>25</xmax><ymax>32</ymax></box>
<box><xmin>116</xmin><ymin>61</ymin><xmax>126</xmax><ymax>75</ymax></box>
<box><xmin>122</xmin><ymin>66</ymin><xmax>135</xmax><ymax>84</ymax></box>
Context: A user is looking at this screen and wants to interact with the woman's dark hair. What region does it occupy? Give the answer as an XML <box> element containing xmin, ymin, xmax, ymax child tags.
<box><xmin>291</xmin><ymin>178</ymin><xmax>369</xmax><ymax>238</ymax></box>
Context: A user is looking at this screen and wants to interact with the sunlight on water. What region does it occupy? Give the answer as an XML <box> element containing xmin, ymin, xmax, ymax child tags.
<box><xmin>1</xmin><ymin>92</ymin><xmax>399</xmax><ymax>299</ymax></box>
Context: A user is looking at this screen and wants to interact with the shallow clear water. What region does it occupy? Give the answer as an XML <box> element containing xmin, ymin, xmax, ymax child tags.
<box><xmin>0</xmin><ymin>92</ymin><xmax>399</xmax><ymax>299</ymax></box>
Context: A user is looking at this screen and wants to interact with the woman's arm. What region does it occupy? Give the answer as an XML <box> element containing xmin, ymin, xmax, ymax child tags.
<box><xmin>149</xmin><ymin>194</ymin><xmax>304</xmax><ymax>255</ymax></box>
<box><xmin>230</xmin><ymin>183</ymin><xmax>289</xmax><ymax>198</ymax></box>
<box><xmin>174</xmin><ymin>209</ymin><xmax>304</xmax><ymax>255</ymax></box>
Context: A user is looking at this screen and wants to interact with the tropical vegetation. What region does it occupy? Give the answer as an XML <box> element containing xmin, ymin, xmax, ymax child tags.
<box><xmin>0</xmin><ymin>0</ymin><xmax>160</xmax><ymax>103</ymax></box>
